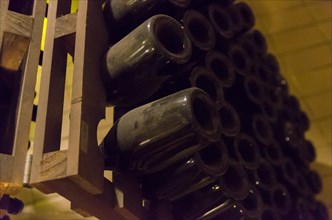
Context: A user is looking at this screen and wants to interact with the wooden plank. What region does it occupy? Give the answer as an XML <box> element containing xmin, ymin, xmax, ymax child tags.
<box><xmin>66</xmin><ymin>0</ymin><xmax>109</xmax><ymax>195</ymax></box>
<box><xmin>0</xmin><ymin>0</ymin><xmax>9</xmax><ymax>51</ymax></box>
<box><xmin>55</xmin><ymin>12</ymin><xmax>77</xmax><ymax>39</ymax></box>
<box><xmin>4</xmin><ymin>11</ymin><xmax>34</xmax><ymax>38</ymax></box>
<box><xmin>0</xmin><ymin>32</ymin><xmax>30</xmax><ymax>71</ymax></box>
<box><xmin>10</xmin><ymin>0</ymin><xmax>46</xmax><ymax>189</ymax></box>
<box><xmin>31</xmin><ymin>0</ymin><xmax>71</xmax><ymax>185</ymax></box>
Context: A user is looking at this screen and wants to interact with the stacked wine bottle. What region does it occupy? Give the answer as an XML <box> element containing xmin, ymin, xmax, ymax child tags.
<box><xmin>99</xmin><ymin>0</ymin><xmax>329</xmax><ymax>219</ymax></box>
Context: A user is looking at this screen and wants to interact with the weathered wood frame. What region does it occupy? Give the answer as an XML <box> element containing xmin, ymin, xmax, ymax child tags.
<box><xmin>29</xmin><ymin>1</ymin><xmax>146</xmax><ymax>219</ymax></box>
<box><xmin>0</xmin><ymin>0</ymin><xmax>46</xmax><ymax>197</ymax></box>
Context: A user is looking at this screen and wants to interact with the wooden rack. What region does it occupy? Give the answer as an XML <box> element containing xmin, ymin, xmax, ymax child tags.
<box><xmin>0</xmin><ymin>0</ymin><xmax>45</xmax><ymax>198</ymax></box>
<box><xmin>29</xmin><ymin>1</ymin><xmax>146</xmax><ymax>219</ymax></box>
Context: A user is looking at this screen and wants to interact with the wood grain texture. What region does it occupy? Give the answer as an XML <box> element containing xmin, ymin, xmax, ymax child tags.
<box><xmin>31</xmin><ymin>0</ymin><xmax>70</xmax><ymax>185</ymax></box>
<box><xmin>1</xmin><ymin>0</ymin><xmax>46</xmax><ymax>197</ymax></box>
<box><xmin>4</xmin><ymin>11</ymin><xmax>33</xmax><ymax>38</ymax></box>
<box><xmin>40</xmin><ymin>151</ymin><xmax>67</xmax><ymax>182</ymax></box>
<box><xmin>12</xmin><ymin>0</ymin><xmax>46</xmax><ymax>188</ymax></box>
<box><xmin>55</xmin><ymin>12</ymin><xmax>77</xmax><ymax>39</ymax></box>
<box><xmin>0</xmin><ymin>32</ymin><xmax>30</xmax><ymax>71</ymax></box>
<box><xmin>66</xmin><ymin>0</ymin><xmax>109</xmax><ymax>195</ymax></box>
<box><xmin>0</xmin><ymin>0</ymin><xmax>9</xmax><ymax>51</ymax></box>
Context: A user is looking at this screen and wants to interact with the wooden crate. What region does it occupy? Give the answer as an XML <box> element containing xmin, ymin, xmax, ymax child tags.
<box><xmin>0</xmin><ymin>0</ymin><xmax>46</xmax><ymax>197</ymax></box>
<box><xmin>30</xmin><ymin>1</ymin><xmax>146</xmax><ymax>219</ymax></box>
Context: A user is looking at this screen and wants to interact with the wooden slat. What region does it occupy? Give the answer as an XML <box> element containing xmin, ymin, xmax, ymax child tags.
<box><xmin>55</xmin><ymin>13</ymin><xmax>77</xmax><ymax>39</ymax></box>
<box><xmin>0</xmin><ymin>32</ymin><xmax>30</xmax><ymax>71</ymax></box>
<box><xmin>31</xmin><ymin>0</ymin><xmax>71</xmax><ymax>184</ymax></box>
<box><xmin>0</xmin><ymin>0</ymin><xmax>9</xmax><ymax>50</ymax></box>
<box><xmin>4</xmin><ymin>11</ymin><xmax>34</xmax><ymax>38</ymax></box>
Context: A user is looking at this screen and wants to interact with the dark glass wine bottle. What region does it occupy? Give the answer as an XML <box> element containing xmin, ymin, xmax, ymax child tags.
<box><xmin>218</xmin><ymin>102</ymin><xmax>241</xmax><ymax>137</ymax></box>
<box><xmin>231</xmin><ymin>133</ymin><xmax>261</xmax><ymax>170</ymax></box>
<box><xmin>99</xmin><ymin>88</ymin><xmax>221</xmax><ymax>174</ymax></box>
<box><xmin>205</xmin><ymin>50</ymin><xmax>236</xmax><ymax>88</ymax></box>
<box><xmin>103</xmin><ymin>0</ymin><xmax>191</xmax><ymax>42</ymax></box>
<box><xmin>101</xmin><ymin>14</ymin><xmax>192</xmax><ymax>106</ymax></box>
<box><xmin>182</xmin><ymin>10</ymin><xmax>216</xmax><ymax>55</ymax></box>
<box><xmin>150</xmin><ymin>66</ymin><xmax>225</xmax><ymax>108</ymax></box>
<box><xmin>145</xmin><ymin>139</ymin><xmax>229</xmax><ymax>201</ymax></box>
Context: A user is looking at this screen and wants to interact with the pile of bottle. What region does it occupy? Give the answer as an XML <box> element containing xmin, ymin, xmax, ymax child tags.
<box><xmin>99</xmin><ymin>0</ymin><xmax>329</xmax><ymax>219</ymax></box>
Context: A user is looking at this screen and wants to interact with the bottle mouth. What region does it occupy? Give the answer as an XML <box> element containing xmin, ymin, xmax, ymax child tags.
<box><xmin>235</xmin><ymin>134</ymin><xmax>260</xmax><ymax>170</ymax></box>
<box><xmin>261</xmin><ymin>101</ymin><xmax>278</xmax><ymax>123</ymax></box>
<box><xmin>257</xmin><ymin>65</ymin><xmax>273</xmax><ymax>85</ymax></box>
<box><xmin>272</xmin><ymin>185</ymin><xmax>292</xmax><ymax>214</ymax></box>
<box><xmin>296</xmin><ymin>173</ymin><xmax>310</xmax><ymax>197</ymax></box>
<box><xmin>235</xmin><ymin>2</ymin><xmax>255</xmax><ymax>31</ymax></box>
<box><xmin>251</xmin><ymin>30</ymin><xmax>267</xmax><ymax>54</ymax></box>
<box><xmin>315</xmin><ymin>201</ymin><xmax>329</xmax><ymax>220</ymax></box>
<box><xmin>255</xmin><ymin>160</ymin><xmax>277</xmax><ymax>189</ymax></box>
<box><xmin>191</xmin><ymin>90</ymin><xmax>221</xmax><ymax>140</ymax></box>
<box><xmin>239</xmin><ymin>188</ymin><xmax>263</xmax><ymax>217</ymax></box>
<box><xmin>205</xmin><ymin>51</ymin><xmax>235</xmax><ymax>87</ymax></box>
<box><xmin>245</xmin><ymin>77</ymin><xmax>264</xmax><ymax>104</ymax></box>
<box><xmin>226</xmin><ymin>5</ymin><xmax>244</xmax><ymax>33</ymax></box>
<box><xmin>229</xmin><ymin>46</ymin><xmax>250</xmax><ymax>73</ymax></box>
<box><xmin>252</xmin><ymin>115</ymin><xmax>274</xmax><ymax>145</ymax></box>
<box><xmin>192</xmin><ymin>67</ymin><xmax>224</xmax><ymax>107</ymax></box>
<box><xmin>264</xmin><ymin>141</ymin><xmax>283</xmax><ymax>166</ymax></box>
<box><xmin>240</xmin><ymin>38</ymin><xmax>256</xmax><ymax>60</ymax></box>
<box><xmin>219</xmin><ymin>160</ymin><xmax>249</xmax><ymax>200</ymax></box>
<box><xmin>196</xmin><ymin>140</ymin><xmax>229</xmax><ymax>176</ymax></box>
<box><xmin>183</xmin><ymin>10</ymin><xmax>216</xmax><ymax>51</ymax></box>
<box><xmin>282</xmin><ymin>159</ymin><xmax>297</xmax><ymax>184</ymax></box>
<box><xmin>218</xmin><ymin>102</ymin><xmax>241</xmax><ymax>136</ymax></box>
<box><xmin>265</xmin><ymin>87</ymin><xmax>283</xmax><ymax>108</ymax></box>
<box><xmin>208</xmin><ymin>4</ymin><xmax>233</xmax><ymax>39</ymax></box>
<box><xmin>264</xmin><ymin>53</ymin><xmax>280</xmax><ymax>74</ymax></box>
<box><xmin>153</xmin><ymin>15</ymin><xmax>192</xmax><ymax>64</ymax></box>
<box><xmin>307</xmin><ymin>170</ymin><xmax>322</xmax><ymax>194</ymax></box>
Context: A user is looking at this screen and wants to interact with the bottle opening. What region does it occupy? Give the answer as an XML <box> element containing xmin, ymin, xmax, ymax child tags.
<box><xmin>265</xmin><ymin>143</ymin><xmax>281</xmax><ymax>163</ymax></box>
<box><xmin>219</xmin><ymin>105</ymin><xmax>236</xmax><ymax>130</ymax></box>
<box><xmin>156</xmin><ymin>24</ymin><xmax>185</xmax><ymax>54</ymax></box>
<box><xmin>273</xmin><ymin>188</ymin><xmax>289</xmax><ymax>211</ymax></box>
<box><xmin>195</xmin><ymin>75</ymin><xmax>219</xmax><ymax>102</ymax></box>
<box><xmin>192</xmin><ymin>97</ymin><xmax>214</xmax><ymax>132</ymax></box>
<box><xmin>252</xmin><ymin>30</ymin><xmax>266</xmax><ymax>52</ymax></box>
<box><xmin>222</xmin><ymin>165</ymin><xmax>243</xmax><ymax>192</ymax></box>
<box><xmin>242</xmin><ymin>40</ymin><xmax>255</xmax><ymax>57</ymax></box>
<box><xmin>238</xmin><ymin>139</ymin><xmax>257</xmax><ymax>164</ymax></box>
<box><xmin>228</xmin><ymin>7</ymin><xmax>242</xmax><ymax>29</ymax></box>
<box><xmin>284</xmin><ymin>160</ymin><xmax>296</xmax><ymax>180</ymax></box>
<box><xmin>238</xmin><ymin>3</ymin><xmax>255</xmax><ymax>28</ymax></box>
<box><xmin>187</xmin><ymin>17</ymin><xmax>210</xmax><ymax>44</ymax></box>
<box><xmin>242</xmin><ymin>192</ymin><xmax>259</xmax><ymax>212</ymax></box>
<box><xmin>257</xmin><ymin>162</ymin><xmax>275</xmax><ymax>186</ymax></box>
<box><xmin>265</xmin><ymin>54</ymin><xmax>279</xmax><ymax>74</ymax></box>
<box><xmin>304</xmin><ymin>141</ymin><xmax>316</xmax><ymax>162</ymax></box>
<box><xmin>199</xmin><ymin>143</ymin><xmax>223</xmax><ymax>167</ymax></box>
<box><xmin>209</xmin><ymin>6</ymin><xmax>232</xmax><ymax>38</ymax></box>
<box><xmin>253</xmin><ymin>116</ymin><xmax>271</xmax><ymax>142</ymax></box>
<box><xmin>246</xmin><ymin>78</ymin><xmax>261</xmax><ymax>101</ymax></box>
<box><xmin>231</xmin><ymin>48</ymin><xmax>248</xmax><ymax>70</ymax></box>
<box><xmin>209</xmin><ymin>57</ymin><xmax>231</xmax><ymax>82</ymax></box>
